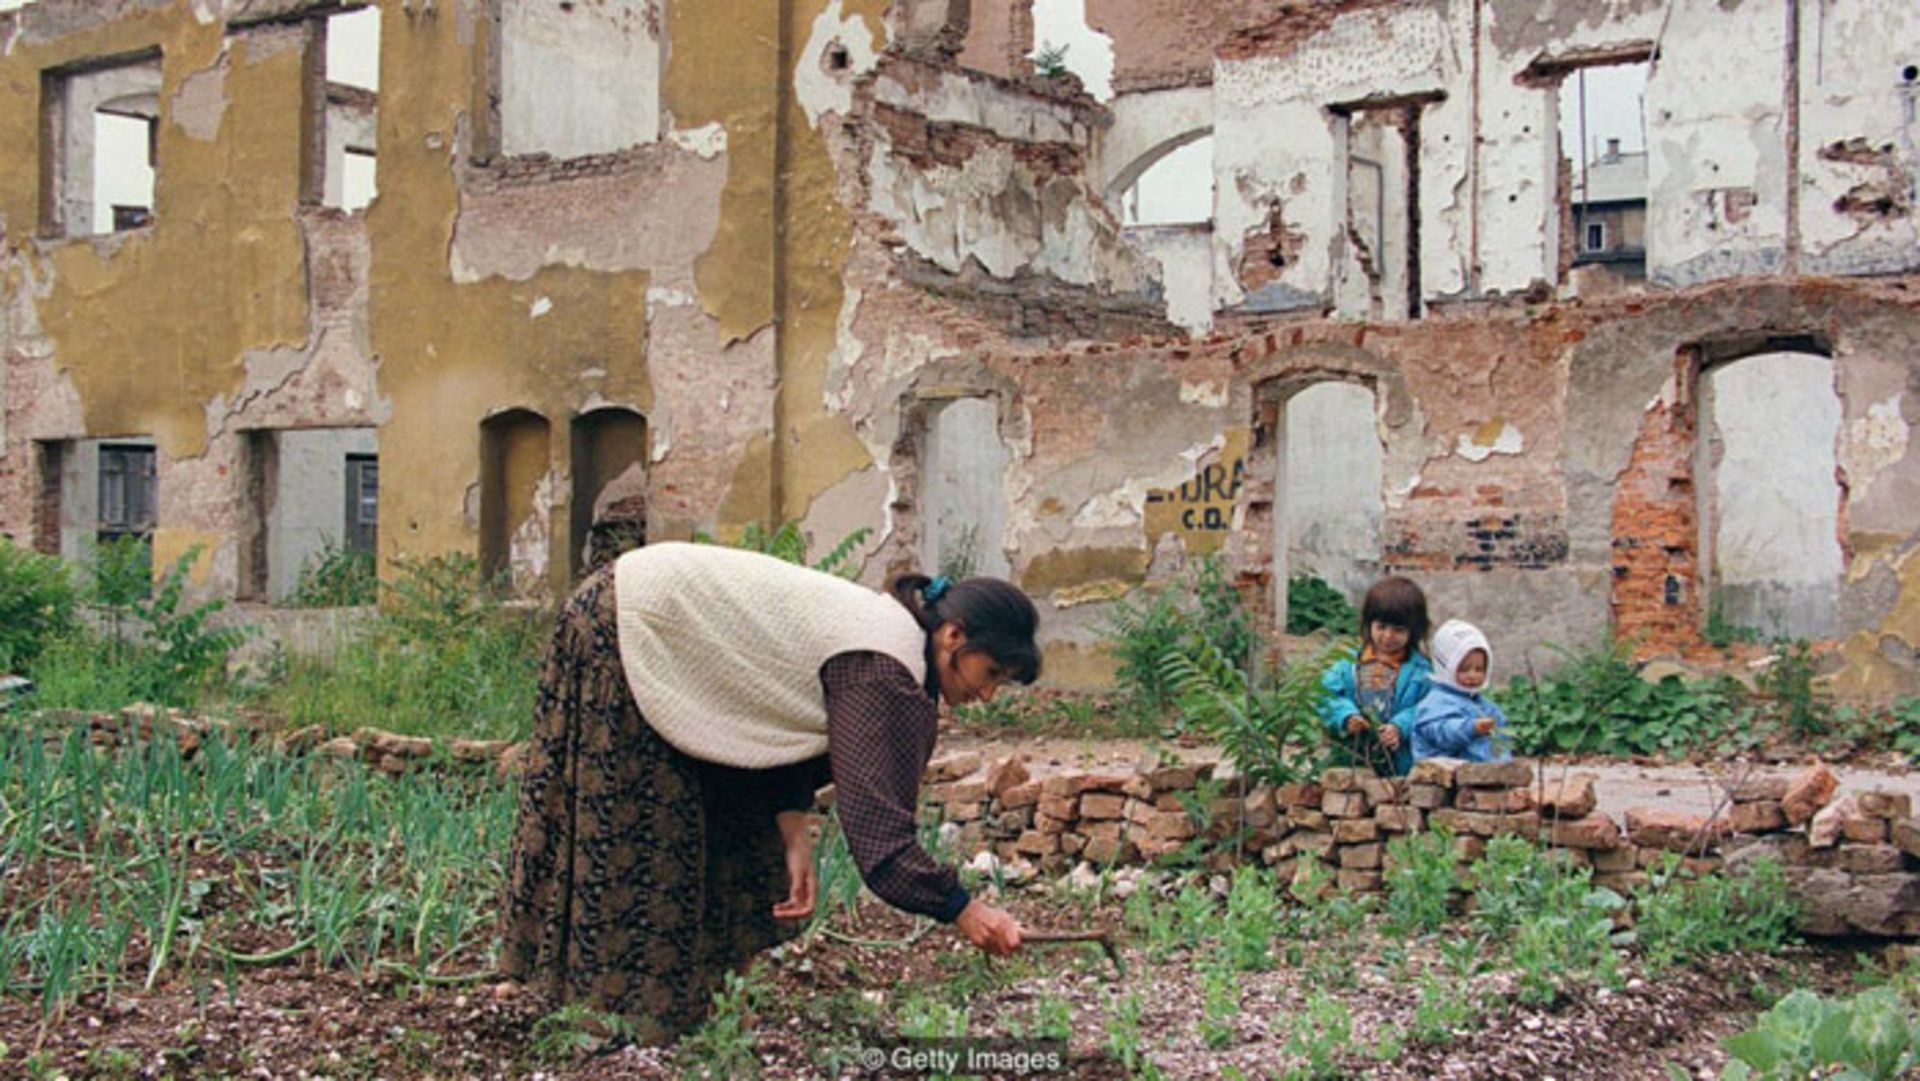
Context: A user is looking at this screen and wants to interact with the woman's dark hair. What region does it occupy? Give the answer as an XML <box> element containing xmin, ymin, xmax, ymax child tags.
<box><xmin>1358</xmin><ymin>575</ymin><xmax>1430</xmax><ymax>649</ymax></box>
<box><xmin>889</xmin><ymin>573</ymin><xmax>1042</xmax><ymax>684</ymax></box>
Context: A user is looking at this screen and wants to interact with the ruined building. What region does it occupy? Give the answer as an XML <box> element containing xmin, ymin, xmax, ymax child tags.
<box><xmin>2</xmin><ymin>0</ymin><xmax>1918</xmax><ymax>696</ymax></box>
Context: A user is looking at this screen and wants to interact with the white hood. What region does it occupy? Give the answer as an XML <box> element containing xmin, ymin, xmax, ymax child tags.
<box><xmin>1429</xmin><ymin>618</ymin><xmax>1492</xmax><ymax>694</ymax></box>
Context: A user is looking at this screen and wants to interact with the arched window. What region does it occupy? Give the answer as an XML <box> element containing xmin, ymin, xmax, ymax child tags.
<box><xmin>1274</xmin><ymin>381</ymin><xmax>1385</xmax><ymax>622</ymax></box>
<box><xmin>569</xmin><ymin>407</ymin><xmax>648</xmax><ymax>577</ymax></box>
<box><xmin>479</xmin><ymin>409</ymin><xmax>551</xmax><ymax>589</ymax></box>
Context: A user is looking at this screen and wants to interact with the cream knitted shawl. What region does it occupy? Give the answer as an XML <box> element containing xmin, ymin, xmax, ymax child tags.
<box><xmin>612</xmin><ymin>542</ymin><xmax>930</xmax><ymax>768</ymax></box>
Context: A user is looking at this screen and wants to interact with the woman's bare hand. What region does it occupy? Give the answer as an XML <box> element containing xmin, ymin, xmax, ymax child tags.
<box><xmin>772</xmin><ymin>811</ymin><xmax>817</xmax><ymax>920</ymax></box>
<box><xmin>954</xmin><ymin>899</ymin><xmax>1023</xmax><ymax>956</ymax></box>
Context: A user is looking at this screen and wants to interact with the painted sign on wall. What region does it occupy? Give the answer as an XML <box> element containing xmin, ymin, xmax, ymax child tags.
<box><xmin>1143</xmin><ymin>427</ymin><xmax>1249</xmax><ymax>555</ymax></box>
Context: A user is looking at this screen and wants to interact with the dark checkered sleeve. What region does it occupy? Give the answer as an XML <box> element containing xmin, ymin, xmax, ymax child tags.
<box><xmin>820</xmin><ymin>652</ymin><xmax>971</xmax><ymax>923</ymax></box>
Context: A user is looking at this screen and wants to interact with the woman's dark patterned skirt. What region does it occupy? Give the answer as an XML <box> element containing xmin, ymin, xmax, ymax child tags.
<box><xmin>498</xmin><ymin>565</ymin><xmax>798</xmax><ymax>1045</ymax></box>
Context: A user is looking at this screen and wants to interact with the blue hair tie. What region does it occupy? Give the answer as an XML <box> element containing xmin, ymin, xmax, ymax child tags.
<box><xmin>923</xmin><ymin>576</ymin><xmax>952</xmax><ymax>604</ymax></box>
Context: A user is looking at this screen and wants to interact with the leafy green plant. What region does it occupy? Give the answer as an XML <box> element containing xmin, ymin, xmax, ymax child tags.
<box><xmin>130</xmin><ymin>547</ymin><xmax>251</xmax><ymax>705</ymax></box>
<box><xmin>1198</xmin><ymin>959</ymin><xmax>1240</xmax><ymax>1049</ymax></box>
<box><xmin>1159</xmin><ymin>638</ymin><xmax>1334</xmax><ymax>787</ymax></box>
<box><xmin>1286</xmin><ymin>574</ymin><xmax>1356</xmax><ymax>636</ymax></box>
<box><xmin>528</xmin><ymin>1003</ymin><xmax>639</xmax><ymax>1067</ymax></box>
<box><xmin>1108</xmin><ymin>555</ymin><xmax>1258</xmax><ymax>726</ymax></box>
<box><xmin>0</xmin><ymin>541</ymin><xmax>77</xmax><ymax>672</ymax></box>
<box><xmin>1719</xmin><ymin>987</ymin><xmax>1917</xmax><ymax>1080</ymax></box>
<box><xmin>1032</xmin><ymin>40</ymin><xmax>1071</xmax><ymax>79</ymax></box>
<box><xmin>1498</xmin><ymin>637</ymin><xmax>1750</xmax><ymax>757</ymax></box>
<box><xmin>1633</xmin><ymin>855</ymin><xmax>1797</xmax><ymax>973</ymax></box>
<box><xmin>1476</xmin><ymin>839</ymin><xmax>1625</xmax><ymax>1005</ymax></box>
<box><xmin>1704</xmin><ymin>597</ymin><xmax>1764</xmax><ymax>649</ymax></box>
<box><xmin>1410</xmin><ymin>973</ymin><xmax>1479</xmax><ymax>1046</ymax></box>
<box><xmin>1104</xmin><ymin>988</ymin><xmax>1162</xmax><ymax>1080</ymax></box>
<box><xmin>1384</xmin><ymin>827</ymin><xmax>1456</xmax><ymax>936</ymax></box>
<box><xmin>1755</xmin><ymin>638</ymin><xmax>1828</xmax><ymax>739</ymax></box>
<box><xmin>693</xmin><ymin>520</ymin><xmax>872</xmax><ymax>578</ymax></box>
<box><xmin>1219</xmin><ymin>865</ymin><xmax>1280</xmax><ymax>971</ymax></box>
<box><xmin>1279</xmin><ymin>992</ymin><xmax>1354</xmax><ymax>1081</ymax></box>
<box><xmin>680</xmin><ymin>969</ymin><xmax>768</xmax><ymax>1078</ymax></box>
<box><xmin>287</xmin><ymin>537</ymin><xmax>377</xmax><ymax>608</ymax></box>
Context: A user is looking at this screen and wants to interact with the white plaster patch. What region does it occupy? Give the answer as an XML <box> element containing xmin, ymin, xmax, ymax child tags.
<box><xmin>1456</xmin><ymin>419</ymin><xmax>1524</xmax><ymax>462</ymax></box>
<box><xmin>646</xmin><ymin>285</ymin><xmax>697</xmax><ymax>308</ymax></box>
<box><xmin>171</xmin><ymin>52</ymin><xmax>229</xmax><ymax>142</ymax></box>
<box><xmin>796</xmin><ymin>0</ymin><xmax>879</xmax><ymax>128</ymax></box>
<box><xmin>1840</xmin><ymin>395</ymin><xmax>1911</xmax><ymax>497</ymax></box>
<box><xmin>1178</xmin><ymin>379</ymin><xmax>1228</xmax><ymax>407</ymax></box>
<box><xmin>1216</xmin><ymin>7</ymin><xmax>1446</xmax><ymax>110</ymax></box>
<box><xmin>667</xmin><ymin>122</ymin><xmax>728</xmax><ymax>159</ymax></box>
<box><xmin>529</xmin><ymin>296</ymin><xmax>553</xmax><ymax>319</ymax></box>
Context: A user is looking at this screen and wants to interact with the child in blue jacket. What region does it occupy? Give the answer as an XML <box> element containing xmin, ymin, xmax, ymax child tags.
<box><xmin>1317</xmin><ymin>576</ymin><xmax>1432</xmax><ymax>777</ymax></box>
<box><xmin>1412</xmin><ymin>619</ymin><xmax>1510</xmax><ymax>762</ymax></box>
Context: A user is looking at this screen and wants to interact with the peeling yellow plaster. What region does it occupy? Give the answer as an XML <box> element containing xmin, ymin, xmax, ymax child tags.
<box><xmin>366</xmin><ymin>5</ymin><xmax>651</xmax><ymax>597</ymax></box>
<box><xmin>718</xmin><ymin>433</ymin><xmax>776</xmax><ymax>529</ymax></box>
<box><xmin>664</xmin><ymin>0</ymin><xmax>778</xmax><ymax>342</ymax></box>
<box><xmin>1831</xmin><ymin>543</ymin><xmax>1920</xmax><ymax>699</ymax></box>
<box><xmin>1143</xmin><ymin>428</ymin><xmax>1250</xmax><ymax>556</ymax></box>
<box><xmin>152</xmin><ymin>529</ymin><xmax>221</xmax><ymax>587</ymax></box>
<box><xmin>1021</xmin><ymin>546</ymin><xmax>1150</xmax><ymax>595</ymax></box>
<box><xmin>1041</xmin><ymin>641</ymin><xmax>1121</xmax><ymax>691</ymax></box>
<box><xmin>2</xmin><ymin>11</ymin><xmax>311</xmax><ymax>461</ymax></box>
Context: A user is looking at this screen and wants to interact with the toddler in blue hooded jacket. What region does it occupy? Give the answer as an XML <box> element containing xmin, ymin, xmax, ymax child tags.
<box><xmin>1411</xmin><ymin>619</ymin><xmax>1510</xmax><ymax>763</ymax></box>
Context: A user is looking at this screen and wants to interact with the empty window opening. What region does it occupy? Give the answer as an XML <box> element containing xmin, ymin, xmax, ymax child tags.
<box><xmin>1274</xmin><ymin>382</ymin><xmax>1385</xmax><ymax>624</ymax></box>
<box><xmin>1332</xmin><ymin>97</ymin><xmax>1438</xmax><ymax>321</ymax></box>
<box><xmin>920</xmin><ymin>397</ymin><xmax>1011</xmax><ymax>579</ymax></box>
<box><xmin>1558</xmin><ymin>60</ymin><xmax>1650</xmax><ymax>281</ymax></box>
<box><xmin>569</xmin><ymin>408</ymin><xmax>648</xmax><ymax>578</ymax></box>
<box><xmin>496</xmin><ymin>0</ymin><xmax>662</xmax><ymax>160</ymax></box>
<box><xmin>40</xmin><ymin>438</ymin><xmax>155</xmax><ymax>590</ymax></box>
<box><xmin>1697</xmin><ymin>349</ymin><xmax>1844</xmax><ymax>639</ymax></box>
<box><xmin>480</xmin><ymin>410</ymin><xmax>553</xmax><ymax>593</ymax></box>
<box><xmin>41</xmin><ymin>54</ymin><xmax>163</xmax><ymax>238</ymax></box>
<box><xmin>1028</xmin><ymin>0</ymin><xmax>1113</xmax><ymax>102</ymax></box>
<box><xmin>320</xmin><ymin>6</ymin><xmax>379</xmax><ymax>211</ymax></box>
<box><xmin>1120</xmin><ymin>135</ymin><xmax>1213</xmax><ymax>227</ymax></box>
<box><xmin>239</xmin><ymin>428</ymin><xmax>380</xmax><ymax>603</ymax></box>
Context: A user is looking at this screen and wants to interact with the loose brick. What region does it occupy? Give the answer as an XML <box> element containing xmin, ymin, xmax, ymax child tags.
<box><xmin>1138</xmin><ymin>809</ymin><xmax>1196</xmax><ymax>842</ymax></box>
<box><xmin>1590</xmin><ymin>845</ymin><xmax>1639</xmax><ymax>872</ymax></box>
<box><xmin>988</xmin><ymin>809</ymin><xmax>1032</xmax><ymax>834</ymax></box>
<box><xmin>1038</xmin><ymin>795</ymin><xmax>1079</xmax><ymax>821</ymax></box>
<box><xmin>1035</xmin><ymin>812</ymin><xmax>1072</xmax><ymax>835</ymax></box>
<box><xmin>1729</xmin><ymin>776</ymin><xmax>1791</xmax><ymax>803</ymax></box>
<box><xmin>1060</xmin><ymin>832</ymin><xmax>1088</xmax><ymax>856</ymax></box>
<box><xmin>1134</xmin><ymin>836</ymin><xmax>1187</xmax><ymax>861</ymax></box>
<box><xmin>1844</xmin><ymin>817</ymin><xmax>1891</xmax><ymax>845</ymax></box>
<box><xmin>1083</xmin><ymin>820</ymin><xmax>1125</xmax><ymax>842</ymax></box>
<box><xmin>1242</xmin><ymin>786</ymin><xmax>1280</xmax><ymax>830</ymax></box>
<box><xmin>1375</xmin><ymin>804</ymin><xmax>1424</xmax><ymax>833</ymax></box>
<box><xmin>1840</xmin><ymin>843</ymin><xmax>1908</xmax><ymax>875</ymax></box>
<box><xmin>1782</xmin><ymin>763</ymin><xmax>1838</xmax><ymax>826</ymax></box>
<box><xmin>1288</xmin><ymin>807</ymin><xmax>1330</xmax><ymax>831</ymax></box>
<box><xmin>984</xmin><ymin>755</ymin><xmax>1030</xmax><ymax>798</ymax></box>
<box><xmin>998</xmin><ymin>780</ymin><xmax>1041</xmax><ymax>809</ymax></box>
<box><xmin>1319</xmin><ymin>768</ymin><xmax>1365</xmax><ymax>792</ymax></box>
<box><xmin>946</xmin><ymin>801</ymin><xmax>985</xmax><ymax>822</ymax></box>
<box><xmin>1538</xmin><ymin>774</ymin><xmax>1598</xmax><ymax>819</ymax></box>
<box><xmin>1859</xmin><ymin>791</ymin><xmax>1914</xmax><ymax>820</ymax></box>
<box><xmin>1040</xmin><ymin>773</ymin><xmax>1089</xmax><ymax>799</ymax></box>
<box><xmin>1455</xmin><ymin>787</ymin><xmax>1537</xmax><ymax>814</ymax></box>
<box><xmin>1322</xmin><ymin>790</ymin><xmax>1372</xmax><ymax>818</ymax></box>
<box><xmin>1276</xmin><ymin>782</ymin><xmax>1325</xmax><ymax>808</ymax></box>
<box><xmin>1083</xmin><ymin>836</ymin><xmax>1135</xmax><ymax>864</ymax></box>
<box><xmin>1593</xmin><ymin>871</ymin><xmax>1650</xmax><ymax>893</ymax></box>
<box><xmin>1013</xmin><ymin>833</ymin><xmax>1059</xmax><ymax>860</ymax></box>
<box><xmin>1727</xmin><ymin>800</ymin><xmax>1787</xmax><ymax>835</ymax></box>
<box><xmin>1810</xmin><ymin>795</ymin><xmax>1873</xmax><ymax>849</ymax></box>
<box><xmin>925</xmin><ymin>753</ymin><xmax>982</xmax><ymax>784</ymax></box>
<box><xmin>1626</xmin><ymin>808</ymin><xmax>1725</xmax><ymax>853</ymax></box>
<box><xmin>1456</xmin><ymin>760</ymin><xmax>1535</xmax><ymax>789</ymax></box>
<box><xmin>1286</xmin><ymin>831</ymin><xmax>1335</xmax><ymax>859</ymax></box>
<box><xmin>1548</xmin><ymin>813</ymin><xmax>1624</xmax><ymax>851</ymax></box>
<box><xmin>1360</xmin><ymin>776</ymin><xmax>1405</xmax><ymax>807</ymax></box>
<box><xmin>1894</xmin><ymin>818</ymin><xmax>1920</xmax><ymax>860</ymax></box>
<box><xmin>1451</xmin><ymin>834</ymin><xmax>1486</xmax><ymax>862</ymax></box>
<box><xmin>1079</xmin><ymin>792</ymin><xmax>1126</xmax><ymax>820</ymax></box>
<box><xmin>1081</xmin><ymin>772</ymin><xmax>1133</xmax><ymax>794</ymax></box>
<box><xmin>1407</xmin><ymin>784</ymin><xmax>1450</xmax><ymax>810</ymax></box>
<box><xmin>1334</xmin><ymin>818</ymin><xmax>1380</xmax><ymax>844</ymax></box>
<box><xmin>944</xmin><ymin>779</ymin><xmax>990</xmax><ymax>804</ymax></box>
<box><xmin>1339</xmin><ymin>842</ymin><xmax>1384</xmax><ymax>870</ymax></box>
<box><xmin>1408</xmin><ymin>758</ymin><xmax>1462</xmax><ymax>787</ymax></box>
<box><xmin>1337</xmin><ymin>869</ymin><xmax>1383</xmax><ymax>893</ymax></box>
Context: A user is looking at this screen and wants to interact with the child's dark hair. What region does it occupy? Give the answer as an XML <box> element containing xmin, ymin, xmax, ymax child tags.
<box><xmin>1359</xmin><ymin>576</ymin><xmax>1430</xmax><ymax>649</ymax></box>
<box><xmin>889</xmin><ymin>573</ymin><xmax>1043</xmax><ymax>684</ymax></box>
